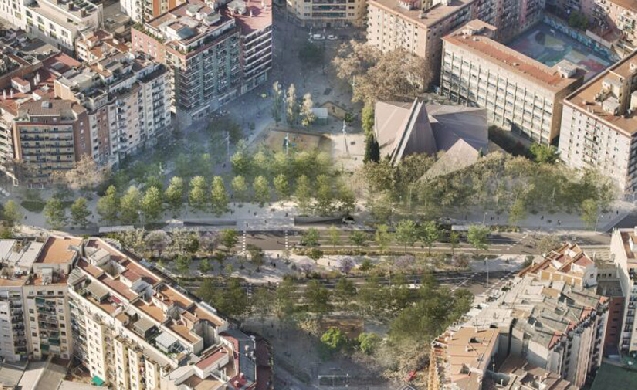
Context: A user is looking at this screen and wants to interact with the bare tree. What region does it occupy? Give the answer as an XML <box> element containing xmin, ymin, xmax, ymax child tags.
<box><xmin>300</xmin><ymin>93</ymin><xmax>317</xmax><ymax>127</ymax></box>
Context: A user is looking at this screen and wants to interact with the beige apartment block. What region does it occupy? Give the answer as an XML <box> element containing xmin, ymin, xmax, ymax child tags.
<box><xmin>559</xmin><ymin>51</ymin><xmax>637</xmax><ymax>193</ymax></box>
<box><xmin>610</xmin><ymin>228</ymin><xmax>637</xmax><ymax>353</ymax></box>
<box><xmin>12</xmin><ymin>99</ymin><xmax>91</xmax><ymax>184</ymax></box>
<box><xmin>367</xmin><ymin>0</ymin><xmax>474</xmax><ymax>86</ymax></box>
<box><xmin>585</xmin><ymin>0</ymin><xmax>637</xmax><ymax>53</ymax></box>
<box><xmin>23</xmin><ymin>0</ymin><xmax>102</xmax><ymax>52</ymax></box>
<box><xmin>441</xmin><ymin>20</ymin><xmax>584</xmax><ymax>144</ymax></box>
<box><xmin>0</xmin><ymin>237</ymin><xmax>80</xmax><ymax>362</ymax></box>
<box><xmin>429</xmin><ymin>274</ymin><xmax>608</xmax><ymax>389</ymax></box>
<box><xmin>286</xmin><ymin>0</ymin><xmax>365</xmax><ymax>27</ymax></box>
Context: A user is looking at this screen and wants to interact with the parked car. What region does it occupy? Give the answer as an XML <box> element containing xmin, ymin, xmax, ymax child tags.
<box><xmin>327</xmin><ymin>34</ymin><xmax>338</xmax><ymax>40</ymax></box>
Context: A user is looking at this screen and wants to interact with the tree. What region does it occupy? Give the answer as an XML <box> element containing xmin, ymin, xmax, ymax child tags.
<box><xmin>231</xmin><ymin>143</ymin><xmax>252</xmax><ymax>176</ymax></box>
<box><xmin>302</xmin><ymin>228</ymin><xmax>320</xmax><ymax>247</ymax></box>
<box><xmin>375</xmin><ymin>224</ymin><xmax>392</xmax><ymax>253</ymax></box>
<box><xmin>467</xmin><ymin>225</ymin><xmax>489</xmax><ymax>252</ymax></box>
<box><xmin>273</xmin><ymin>174</ymin><xmax>290</xmax><ymax>199</ymax></box>
<box><xmin>165</xmin><ymin>177</ymin><xmax>184</xmax><ymax>216</ymax></box>
<box><xmin>304</xmin><ymin>280</ymin><xmax>331</xmax><ymax>313</ymax></box>
<box><xmin>271</xmin><ymin>81</ymin><xmax>283</xmax><ymax>123</ymax></box>
<box><xmin>334</xmin><ymin>277</ymin><xmax>356</xmax><ymax>308</ymax></box>
<box><xmin>581</xmin><ymin>198</ymin><xmax>600</xmax><ymax>230</ymax></box>
<box><xmin>537</xmin><ymin>235</ymin><xmax>562</xmax><ymax>254</ymax></box>
<box><xmin>568</xmin><ymin>11</ymin><xmax>589</xmax><ymax>30</ymax></box>
<box><xmin>120</xmin><ymin>186</ymin><xmax>142</xmax><ymax>224</ymax></box>
<box><xmin>449</xmin><ymin>231</ymin><xmax>460</xmax><ymax>255</ymax></box>
<box><xmin>210</xmin><ymin>176</ymin><xmax>229</xmax><ymax>216</ymax></box>
<box><xmin>70</xmin><ymin>197</ymin><xmax>91</xmax><ymax>228</ymax></box>
<box><xmin>529</xmin><ymin>143</ymin><xmax>559</xmax><ymax>164</ymax></box>
<box><xmin>175</xmin><ymin>255</ymin><xmax>192</xmax><ymax>276</ymax></box>
<box><xmin>189</xmin><ymin>176</ymin><xmax>208</xmax><ymax>212</ymax></box>
<box><xmin>321</xmin><ymin>328</ymin><xmax>347</xmax><ymax>352</ymax></box>
<box><xmin>44</xmin><ymin>197</ymin><xmax>66</xmax><ymax>229</ymax></box>
<box><xmin>358</xmin><ymin>333</ymin><xmax>380</xmax><ymax>355</ymax></box>
<box><xmin>295</xmin><ymin>175</ymin><xmax>312</xmax><ymax>212</ymax></box>
<box><xmin>300</xmin><ymin>93</ymin><xmax>317</xmax><ymax>127</ymax></box>
<box><xmin>349</xmin><ymin>230</ymin><xmax>367</xmax><ymax>250</ymax></box>
<box><xmin>220</xmin><ymin>229</ymin><xmax>238</xmax><ymax>252</ymax></box>
<box><xmin>286</xmin><ymin>84</ymin><xmax>300</xmax><ymax>126</ymax></box>
<box><xmin>362</xmin><ymin>102</ymin><xmax>374</xmax><ymax>136</ymax></box>
<box><xmin>3</xmin><ymin>200</ymin><xmax>22</xmax><ymax>226</ymax></box>
<box><xmin>419</xmin><ymin>221</ymin><xmax>440</xmax><ymax>255</ymax></box>
<box><xmin>298</xmin><ymin>41</ymin><xmax>324</xmax><ymax>67</ymax></box>
<box><xmin>315</xmin><ymin>174</ymin><xmax>333</xmax><ymax>215</ymax></box>
<box><xmin>275</xmin><ymin>279</ymin><xmax>296</xmax><ymax>320</ymax></box>
<box><xmin>141</xmin><ymin>186</ymin><xmax>163</xmax><ymax>222</ymax></box>
<box><xmin>508</xmin><ymin>198</ymin><xmax>527</xmax><ymax>226</ymax></box>
<box><xmin>147</xmin><ymin>230</ymin><xmax>170</xmax><ymax>256</ymax></box>
<box><xmin>231</xmin><ymin>176</ymin><xmax>248</xmax><ymax>203</ymax></box>
<box><xmin>97</xmin><ymin>185</ymin><xmax>119</xmax><ymax>223</ymax></box>
<box><xmin>364</xmin><ymin>135</ymin><xmax>380</xmax><ymax>163</ymax></box>
<box><xmin>328</xmin><ymin>225</ymin><xmax>341</xmax><ymax>250</ymax></box>
<box><xmin>53</xmin><ymin>154</ymin><xmax>107</xmax><ymax>191</ymax></box>
<box><xmin>199</xmin><ymin>258</ymin><xmax>211</xmax><ymax>274</ymax></box>
<box><xmin>253</xmin><ymin>176</ymin><xmax>270</xmax><ymax>206</ymax></box>
<box><xmin>251</xmin><ymin>286</ymin><xmax>275</xmax><ymax>319</ymax></box>
<box><xmin>395</xmin><ymin>220</ymin><xmax>418</xmax><ymax>253</ymax></box>
<box><xmin>308</xmin><ymin>247</ymin><xmax>324</xmax><ymax>263</ymax></box>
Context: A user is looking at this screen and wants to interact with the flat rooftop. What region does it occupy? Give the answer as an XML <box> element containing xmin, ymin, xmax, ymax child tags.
<box><xmin>231</xmin><ymin>0</ymin><xmax>272</xmax><ymax>35</ymax></box>
<box><xmin>369</xmin><ymin>0</ymin><xmax>473</xmax><ymax>27</ymax></box>
<box><xmin>36</xmin><ymin>237</ymin><xmax>81</xmax><ymax>264</ymax></box>
<box><xmin>443</xmin><ymin>20</ymin><xmax>582</xmax><ymax>92</ymax></box>
<box><xmin>565</xmin><ymin>51</ymin><xmax>637</xmax><ymax>136</ymax></box>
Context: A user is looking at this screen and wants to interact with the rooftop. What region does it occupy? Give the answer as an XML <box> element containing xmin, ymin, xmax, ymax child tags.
<box><xmin>230</xmin><ymin>0</ymin><xmax>272</xmax><ymax>35</ymax></box>
<box><xmin>565</xmin><ymin>51</ymin><xmax>637</xmax><ymax>136</ymax></box>
<box><xmin>431</xmin><ymin>327</ymin><xmax>499</xmax><ymax>390</ymax></box>
<box><xmin>369</xmin><ymin>0</ymin><xmax>474</xmax><ymax>28</ymax></box>
<box><xmin>36</xmin><ymin>237</ymin><xmax>81</xmax><ymax>264</ymax></box>
<box><xmin>443</xmin><ymin>20</ymin><xmax>583</xmax><ymax>92</ymax></box>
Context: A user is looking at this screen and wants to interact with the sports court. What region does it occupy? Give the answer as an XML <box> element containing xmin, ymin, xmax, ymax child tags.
<box><xmin>508</xmin><ymin>22</ymin><xmax>613</xmax><ymax>81</ymax></box>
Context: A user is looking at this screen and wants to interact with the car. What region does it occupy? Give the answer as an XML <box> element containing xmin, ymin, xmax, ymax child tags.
<box><xmin>313</xmin><ymin>33</ymin><xmax>325</xmax><ymax>40</ymax></box>
<box><xmin>327</xmin><ymin>34</ymin><xmax>338</xmax><ymax>40</ymax></box>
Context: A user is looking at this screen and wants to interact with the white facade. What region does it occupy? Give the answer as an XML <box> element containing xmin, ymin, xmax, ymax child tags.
<box><xmin>610</xmin><ymin>228</ymin><xmax>637</xmax><ymax>352</ymax></box>
<box><xmin>0</xmin><ymin>0</ymin><xmax>26</xmax><ymax>28</ymax></box>
<box><xmin>23</xmin><ymin>0</ymin><xmax>102</xmax><ymax>50</ymax></box>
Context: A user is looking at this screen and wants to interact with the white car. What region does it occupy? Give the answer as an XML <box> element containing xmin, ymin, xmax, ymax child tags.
<box><xmin>313</xmin><ymin>33</ymin><xmax>325</xmax><ymax>40</ymax></box>
<box><xmin>327</xmin><ymin>34</ymin><xmax>338</xmax><ymax>40</ymax></box>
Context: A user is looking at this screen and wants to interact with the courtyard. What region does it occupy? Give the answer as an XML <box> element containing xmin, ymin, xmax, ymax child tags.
<box><xmin>508</xmin><ymin>22</ymin><xmax>613</xmax><ymax>80</ymax></box>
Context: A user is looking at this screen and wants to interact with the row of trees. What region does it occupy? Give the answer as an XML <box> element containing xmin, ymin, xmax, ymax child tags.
<box><xmin>363</xmin><ymin>152</ymin><xmax>616</xmax><ymax>227</ymax></box>
<box><xmin>272</xmin><ymin>82</ymin><xmax>317</xmax><ymax>128</ymax></box>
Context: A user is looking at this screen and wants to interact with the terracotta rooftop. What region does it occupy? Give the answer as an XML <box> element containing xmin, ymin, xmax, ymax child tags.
<box><xmin>196</xmin><ymin>348</ymin><xmax>228</xmax><ymax>369</ymax></box>
<box><xmin>443</xmin><ymin>22</ymin><xmax>581</xmax><ymax>92</ymax></box>
<box><xmin>36</xmin><ymin>237</ymin><xmax>81</xmax><ymax>264</ymax></box>
<box><xmin>169</xmin><ymin>323</ymin><xmax>200</xmax><ymax>343</ymax></box>
<box><xmin>369</xmin><ymin>0</ymin><xmax>474</xmax><ymax>28</ymax></box>
<box><xmin>157</xmin><ymin>284</ymin><xmax>193</xmax><ymax>309</ymax></box>
<box><xmin>231</xmin><ymin>0</ymin><xmax>272</xmax><ymax>35</ymax></box>
<box><xmin>99</xmin><ymin>274</ymin><xmax>138</xmax><ymax>300</ymax></box>
<box><xmin>134</xmin><ymin>300</ymin><xmax>166</xmax><ymax>322</ymax></box>
<box><xmin>610</xmin><ymin>0</ymin><xmax>637</xmax><ymax>12</ymax></box>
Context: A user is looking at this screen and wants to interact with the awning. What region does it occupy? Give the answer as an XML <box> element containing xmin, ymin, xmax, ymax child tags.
<box><xmin>91</xmin><ymin>376</ymin><xmax>105</xmax><ymax>386</ymax></box>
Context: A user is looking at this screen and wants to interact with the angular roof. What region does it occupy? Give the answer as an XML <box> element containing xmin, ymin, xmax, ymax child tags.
<box><xmin>375</xmin><ymin>99</ymin><xmax>488</xmax><ymax>165</ymax></box>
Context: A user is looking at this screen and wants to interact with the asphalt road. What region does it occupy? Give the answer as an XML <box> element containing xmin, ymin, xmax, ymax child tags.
<box><xmin>241</xmin><ymin>230</ymin><xmax>611</xmax><ymax>254</ymax></box>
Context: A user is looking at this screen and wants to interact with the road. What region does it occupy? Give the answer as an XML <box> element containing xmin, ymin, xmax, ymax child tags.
<box><xmin>239</xmin><ymin>229</ymin><xmax>611</xmax><ymax>254</ymax></box>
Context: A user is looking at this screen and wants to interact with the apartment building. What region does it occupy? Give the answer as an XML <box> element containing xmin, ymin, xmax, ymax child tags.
<box><xmin>367</xmin><ymin>0</ymin><xmax>544</xmax><ymax>86</ymax></box>
<box><xmin>609</xmin><ymin>228</ymin><xmax>637</xmax><ymax>353</ymax></box>
<box><xmin>12</xmin><ymin>99</ymin><xmax>90</xmax><ymax>184</ymax></box>
<box><xmin>132</xmin><ymin>0</ymin><xmax>241</xmax><ymax>123</ymax></box>
<box><xmin>586</xmin><ymin>0</ymin><xmax>637</xmax><ymax>53</ymax></box>
<box><xmin>0</xmin><ymin>33</ymin><xmax>61</xmax><ymax>184</ymax></box>
<box><xmin>441</xmin><ymin>20</ymin><xmax>584</xmax><ymax>144</ymax></box>
<box><xmin>367</xmin><ymin>0</ymin><xmax>474</xmax><ymax>86</ymax></box>
<box><xmin>23</xmin><ymin>0</ymin><xmax>103</xmax><ymax>52</ymax></box>
<box><xmin>559</xmin><ymin>52</ymin><xmax>637</xmax><ymax>193</ymax></box>
<box><xmin>67</xmin><ymin>237</ymin><xmax>270</xmax><ymax>390</ymax></box>
<box><xmin>54</xmin><ymin>51</ymin><xmax>171</xmax><ymax>166</ymax></box>
<box><xmin>429</xmin><ymin>271</ymin><xmax>609</xmax><ymax>388</ymax></box>
<box><xmin>75</xmin><ymin>29</ymin><xmax>130</xmax><ymax>63</ymax></box>
<box><xmin>0</xmin><ymin>237</ymin><xmax>80</xmax><ymax>362</ymax></box>
<box><xmin>0</xmin><ymin>0</ymin><xmax>27</xmax><ymax>29</ymax></box>
<box><xmin>121</xmin><ymin>0</ymin><xmax>185</xmax><ymax>23</ymax></box>
<box><xmin>235</xmin><ymin>0</ymin><xmax>273</xmax><ymax>94</ymax></box>
<box><xmin>286</xmin><ymin>0</ymin><xmax>366</xmax><ymax>28</ymax></box>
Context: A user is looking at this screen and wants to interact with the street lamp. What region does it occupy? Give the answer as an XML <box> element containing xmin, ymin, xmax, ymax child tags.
<box><xmin>484</xmin><ymin>256</ymin><xmax>489</xmax><ymax>288</ymax></box>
